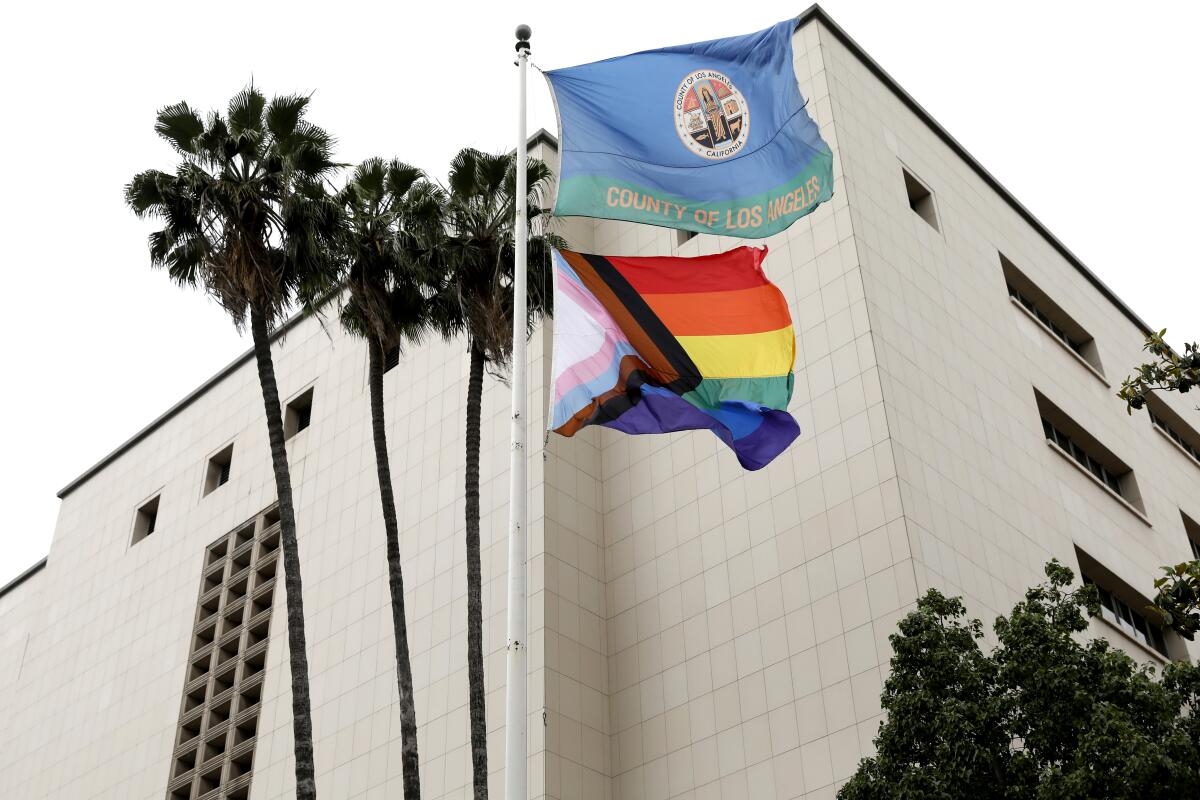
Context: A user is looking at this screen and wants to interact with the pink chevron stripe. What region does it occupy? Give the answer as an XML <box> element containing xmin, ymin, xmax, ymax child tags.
<box><xmin>554</xmin><ymin>267</ymin><xmax>633</xmax><ymax>399</ymax></box>
<box><xmin>557</xmin><ymin>266</ymin><xmax>622</xmax><ymax>331</ymax></box>
<box><xmin>555</xmin><ymin>333</ymin><xmax>624</xmax><ymax>401</ymax></box>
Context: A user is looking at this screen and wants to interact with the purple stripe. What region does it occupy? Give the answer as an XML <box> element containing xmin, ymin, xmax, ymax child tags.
<box><xmin>601</xmin><ymin>390</ymin><xmax>799</xmax><ymax>471</ymax></box>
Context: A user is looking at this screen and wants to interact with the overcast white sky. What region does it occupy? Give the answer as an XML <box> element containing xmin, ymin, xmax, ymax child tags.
<box><xmin>1</xmin><ymin>0</ymin><xmax>1197</xmax><ymax>587</ymax></box>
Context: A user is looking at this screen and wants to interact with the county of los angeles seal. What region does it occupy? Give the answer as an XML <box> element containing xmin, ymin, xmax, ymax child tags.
<box><xmin>674</xmin><ymin>69</ymin><xmax>750</xmax><ymax>160</ymax></box>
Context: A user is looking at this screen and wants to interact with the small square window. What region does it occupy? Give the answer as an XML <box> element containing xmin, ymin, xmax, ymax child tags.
<box><xmin>902</xmin><ymin>167</ymin><xmax>939</xmax><ymax>231</ymax></box>
<box><xmin>203</xmin><ymin>444</ymin><xmax>234</xmax><ymax>497</ymax></box>
<box><xmin>676</xmin><ymin>229</ymin><xmax>697</xmax><ymax>247</ymax></box>
<box><xmin>384</xmin><ymin>345</ymin><xmax>400</xmax><ymax>373</ymax></box>
<box><xmin>132</xmin><ymin>494</ymin><xmax>160</xmax><ymax>545</ymax></box>
<box><xmin>284</xmin><ymin>387</ymin><xmax>314</xmax><ymax>440</ymax></box>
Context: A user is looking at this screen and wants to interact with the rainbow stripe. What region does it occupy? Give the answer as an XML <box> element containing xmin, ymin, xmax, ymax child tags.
<box><xmin>550</xmin><ymin>247</ymin><xmax>799</xmax><ymax>470</ymax></box>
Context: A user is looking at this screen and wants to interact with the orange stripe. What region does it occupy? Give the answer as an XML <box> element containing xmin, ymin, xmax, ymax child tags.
<box><xmin>643</xmin><ymin>284</ymin><xmax>792</xmax><ymax>336</ymax></box>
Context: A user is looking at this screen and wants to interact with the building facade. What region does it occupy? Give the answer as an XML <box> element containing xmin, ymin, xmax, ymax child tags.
<box><xmin>2</xmin><ymin>7</ymin><xmax>1198</xmax><ymax>799</ymax></box>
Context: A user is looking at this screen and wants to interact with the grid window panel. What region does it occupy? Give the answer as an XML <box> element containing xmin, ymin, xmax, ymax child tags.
<box><xmin>166</xmin><ymin>507</ymin><xmax>281</xmax><ymax>800</ymax></box>
<box><xmin>1001</xmin><ymin>255</ymin><xmax>1105</xmax><ymax>377</ymax></box>
<box><xmin>1008</xmin><ymin>281</ymin><xmax>1086</xmax><ymax>355</ymax></box>
<box><xmin>1042</xmin><ymin>416</ymin><xmax>1123</xmax><ymax>495</ymax></box>
<box><xmin>1083</xmin><ymin>573</ymin><xmax>1168</xmax><ymax>657</ymax></box>
<box><xmin>1151</xmin><ymin>409</ymin><xmax>1200</xmax><ymax>465</ymax></box>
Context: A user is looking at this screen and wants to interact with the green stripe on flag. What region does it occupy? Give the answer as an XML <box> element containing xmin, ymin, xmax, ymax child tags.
<box><xmin>682</xmin><ymin>374</ymin><xmax>795</xmax><ymax>412</ymax></box>
<box><xmin>554</xmin><ymin>148</ymin><xmax>834</xmax><ymax>239</ymax></box>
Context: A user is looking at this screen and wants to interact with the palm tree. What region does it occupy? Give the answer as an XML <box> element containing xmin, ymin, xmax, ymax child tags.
<box><xmin>125</xmin><ymin>86</ymin><xmax>338</xmax><ymax>800</ymax></box>
<box><xmin>430</xmin><ymin>148</ymin><xmax>562</xmax><ymax>798</ymax></box>
<box><xmin>330</xmin><ymin>158</ymin><xmax>443</xmax><ymax>800</ymax></box>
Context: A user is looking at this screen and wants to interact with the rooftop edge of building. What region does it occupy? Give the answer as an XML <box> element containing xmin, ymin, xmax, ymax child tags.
<box><xmin>797</xmin><ymin>4</ymin><xmax>1153</xmax><ymax>338</ymax></box>
<box><xmin>53</xmin><ymin>6</ymin><xmax>1153</xmax><ymax>504</ymax></box>
<box><xmin>0</xmin><ymin>557</ymin><xmax>48</xmax><ymax>602</ymax></box>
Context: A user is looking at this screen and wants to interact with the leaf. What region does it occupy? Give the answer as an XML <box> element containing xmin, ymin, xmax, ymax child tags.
<box><xmin>154</xmin><ymin>102</ymin><xmax>204</xmax><ymax>155</ymax></box>
<box><xmin>228</xmin><ymin>84</ymin><xmax>266</xmax><ymax>136</ymax></box>
<box><xmin>266</xmin><ymin>93</ymin><xmax>309</xmax><ymax>141</ymax></box>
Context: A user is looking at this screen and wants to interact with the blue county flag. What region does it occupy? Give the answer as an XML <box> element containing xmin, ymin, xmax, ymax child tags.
<box><xmin>545</xmin><ymin>19</ymin><xmax>833</xmax><ymax>238</ymax></box>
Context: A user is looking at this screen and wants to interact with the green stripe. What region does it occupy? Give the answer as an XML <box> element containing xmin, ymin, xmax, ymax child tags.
<box><xmin>682</xmin><ymin>374</ymin><xmax>794</xmax><ymax>412</ymax></box>
<box><xmin>554</xmin><ymin>148</ymin><xmax>834</xmax><ymax>239</ymax></box>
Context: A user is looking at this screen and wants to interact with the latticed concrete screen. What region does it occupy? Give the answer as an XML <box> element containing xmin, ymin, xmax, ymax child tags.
<box><xmin>166</xmin><ymin>507</ymin><xmax>281</xmax><ymax>800</ymax></box>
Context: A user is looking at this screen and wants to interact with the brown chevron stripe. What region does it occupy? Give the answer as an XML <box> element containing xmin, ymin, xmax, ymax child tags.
<box><xmin>554</xmin><ymin>355</ymin><xmax>649</xmax><ymax>436</ymax></box>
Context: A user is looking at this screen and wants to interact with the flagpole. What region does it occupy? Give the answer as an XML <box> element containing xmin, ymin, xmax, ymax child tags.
<box><xmin>506</xmin><ymin>22</ymin><xmax>531</xmax><ymax>800</ymax></box>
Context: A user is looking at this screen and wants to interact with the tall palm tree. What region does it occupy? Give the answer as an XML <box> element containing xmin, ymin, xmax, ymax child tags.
<box><xmin>125</xmin><ymin>86</ymin><xmax>338</xmax><ymax>800</ymax></box>
<box><xmin>430</xmin><ymin>148</ymin><xmax>562</xmax><ymax>798</ymax></box>
<box><xmin>330</xmin><ymin>158</ymin><xmax>443</xmax><ymax>800</ymax></box>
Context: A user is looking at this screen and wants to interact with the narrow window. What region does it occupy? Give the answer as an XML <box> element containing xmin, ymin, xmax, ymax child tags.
<box><xmin>1077</xmin><ymin>549</ymin><xmax>1170</xmax><ymax>658</ymax></box>
<box><xmin>283</xmin><ymin>387</ymin><xmax>314</xmax><ymax>440</ymax></box>
<box><xmin>1182</xmin><ymin>511</ymin><xmax>1200</xmax><ymax>562</ymax></box>
<box><xmin>384</xmin><ymin>345</ymin><xmax>401</xmax><ymax>373</ymax></box>
<box><xmin>1001</xmin><ymin>254</ymin><xmax>1104</xmax><ymax>374</ymax></box>
<box><xmin>1035</xmin><ymin>390</ymin><xmax>1144</xmax><ymax>513</ymax></box>
<box><xmin>203</xmin><ymin>444</ymin><xmax>234</xmax><ymax>497</ymax></box>
<box><xmin>676</xmin><ymin>229</ymin><xmax>697</xmax><ymax>247</ymax></box>
<box><xmin>902</xmin><ymin>167</ymin><xmax>939</xmax><ymax>231</ymax></box>
<box><xmin>132</xmin><ymin>494</ymin><xmax>160</xmax><ymax>545</ymax></box>
<box><xmin>1145</xmin><ymin>394</ymin><xmax>1200</xmax><ymax>467</ymax></box>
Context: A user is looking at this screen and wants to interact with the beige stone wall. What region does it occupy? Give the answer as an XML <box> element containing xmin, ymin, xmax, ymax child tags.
<box><xmin>818</xmin><ymin>18</ymin><xmax>1200</xmax><ymax>672</ymax></box>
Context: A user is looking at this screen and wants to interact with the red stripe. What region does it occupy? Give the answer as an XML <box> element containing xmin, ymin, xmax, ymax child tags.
<box><xmin>590</xmin><ymin>245</ymin><xmax>770</xmax><ymax>295</ymax></box>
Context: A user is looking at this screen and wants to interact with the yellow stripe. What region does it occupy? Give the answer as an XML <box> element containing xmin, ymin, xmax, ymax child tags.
<box><xmin>676</xmin><ymin>326</ymin><xmax>796</xmax><ymax>379</ymax></box>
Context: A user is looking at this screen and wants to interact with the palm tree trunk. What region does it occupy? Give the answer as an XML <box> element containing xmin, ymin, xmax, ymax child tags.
<box><xmin>367</xmin><ymin>337</ymin><xmax>421</xmax><ymax>799</ymax></box>
<box><xmin>250</xmin><ymin>305</ymin><xmax>318</xmax><ymax>800</ymax></box>
<box><xmin>465</xmin><ymin>341</ymin><xmax>488</xmax><ymax>799</ymax></box>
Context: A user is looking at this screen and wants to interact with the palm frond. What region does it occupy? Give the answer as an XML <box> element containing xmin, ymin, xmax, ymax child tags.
<box><xmin>265</xmin><ymin>94</ymin><xmax>309</xmax><ymax>141</ymax></box>
<box><xmin>128</xmin><ymin>84</ymin><xmax>341</xmax><ymax>334</ymax></box>
<box><xmin>352</xmin><ymin>157</ymin><xmax>387</xmax><ymax>200</ymax></box>
<box><xmin>448</xmin><ymin>148</ymin><xmax>483</xmax><ymax>198</ymax></box>
<box><xmin>154</xmin><ymin>103</ymin><xmax>204</xmax><ymax>156</ymax></box>
<box><xmin>385</xmin><ymin>160</ymin><xmax>423</xmax><ymax>200</ymax></box>
<box><xmin>124</xmin><ymin>169</ymin><xmax>170</xmax><ymax>216</ymax></box>
<box><xmin>228</xmin><ymin>84</ymin><xmax>266</xmax><ymax>136</ymax></box>
<box><xmin>328</xmin><ymin>158</ymin><xmax>441</xmax><ymax>349</ymax></box>
<box><xmin>429</xmin><ymin>147</ymin><xmax>566</xmax><ymax>367</ymax></box>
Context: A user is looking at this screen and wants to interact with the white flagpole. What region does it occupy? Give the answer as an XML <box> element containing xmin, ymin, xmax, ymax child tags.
<box><xmin>506</xmin><ymin>22</ymin><xmax>531</xmax><ymax>800</ymax></box>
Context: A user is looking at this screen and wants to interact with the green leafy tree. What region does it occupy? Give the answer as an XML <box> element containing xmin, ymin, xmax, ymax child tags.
<box><xmin>428</xmin><ymin>148</ymin><xmax>563</xmax><ymax>798</ymax></box>
<box><xmin>125</xmin><ymin>86</ymin><xmax>339</xmax><ymax>800</ymax></box>
<box><xmin>840</xmin><ymin>561</ymin><xmax>1200</xmax><ymax>800</ymax></box>
<box><xmin>1117</xmin><ymin>328</ymin><xmax>1200</xmax><ymax>640</ymax></box>
<box><xmin>1118</xmin><ymin>329</ymin><xmax>1200</xmax><ymax>413</ymax></box>
<box><xmin>330</xmin><ymin>158</ymin><xmax>443</xmax><ymax>799</ymax></box>
<box><xmin>1154</xmin><ymin>562</ymin><xmax>1200</xmax><ymax>642</ymax></box>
